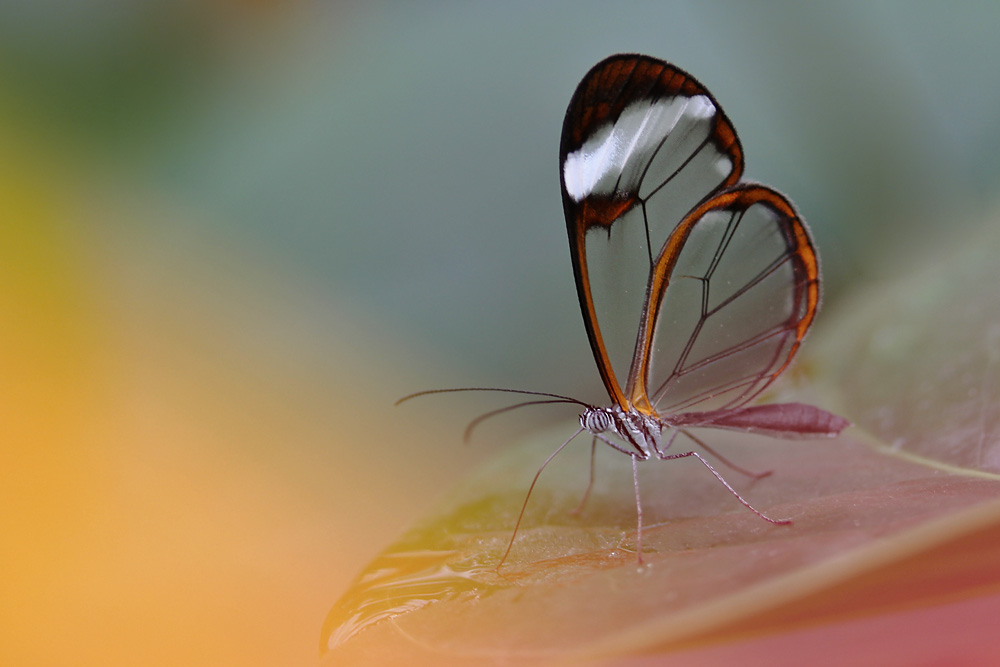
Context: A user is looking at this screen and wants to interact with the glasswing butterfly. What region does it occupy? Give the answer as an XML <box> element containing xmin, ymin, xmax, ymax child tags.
<box><xmin>400</xmin><ymin>54</ymin><xmax>849</xmax><ymax>567</ymax></box>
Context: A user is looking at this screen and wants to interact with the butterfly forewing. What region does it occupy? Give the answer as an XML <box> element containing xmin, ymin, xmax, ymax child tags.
<box><xmin>560</xmin><ymin>55</ymin><xmax>744</xmax><ymax>408</ymax></box>
<box><xmin>633</xmin><ymin>186</ymin><xmax>819</xmax><ymax>415</ymax></box>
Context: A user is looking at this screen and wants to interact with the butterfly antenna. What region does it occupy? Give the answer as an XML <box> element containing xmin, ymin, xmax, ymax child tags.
<box><xmin>396</xmin><ymin>387</ymin><xmax>589</xmax><ymax>407</ymax></box>
<box><xmin>463</xmin><ymin>399</ymin><xmax>580</xmax><ymax>444</ymax></box>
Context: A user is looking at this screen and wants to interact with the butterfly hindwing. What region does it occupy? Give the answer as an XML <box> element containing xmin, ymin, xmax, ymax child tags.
<box><xmin>631</xmin><ymin>185</ymin><xmax>820</xmax><ymax>415</ymax></box>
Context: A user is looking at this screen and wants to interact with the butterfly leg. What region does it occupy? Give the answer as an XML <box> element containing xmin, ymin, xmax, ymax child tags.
<box><xmin>495</xmin><ymin>427</ymin><xmax>585</xmax><ymax>571</ymax></box>
<box><xmin>656</xmin><ymin>449</ymin><xmax>791</xmax><ymax>525</ymax></box>
<box><xmin>593</xmin><ymin>433</ymin><xmax>648</xmax><ymax>564</ymax></box>
<box><xmin>569</xmin><ymin>436</ymin><xmax>598</xmax><ymax>516</ymax></box>
<box><xmin>631</xmin><ymin>452</ymin><xmax>644</xmax><ymax>565</ymax></box>
<box><xmin>594</xmin><ymin>433</ymin><xmax>642</xmax><ymax>456</ymax></box>
<box><xmin>680</xmin><ymin>430</ymin><xmax>773</xmax><ymax>480</ymax></box>
<box><xmin>651</xmin><ymin>427</ymin><xmax>680</xmax><ymax>457</ymax></box>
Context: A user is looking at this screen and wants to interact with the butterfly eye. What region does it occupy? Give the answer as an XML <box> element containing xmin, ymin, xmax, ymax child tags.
<box><xmin>581</xmin><ymin>408</ymin><xmax>614</xmax><ymax>433</ymax></box>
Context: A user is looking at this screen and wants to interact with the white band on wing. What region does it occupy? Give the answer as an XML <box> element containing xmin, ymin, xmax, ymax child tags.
<box><xmin>562</xmin><ymin>95</ymin><xmax>715</xmax><ymax>202</ymax></box>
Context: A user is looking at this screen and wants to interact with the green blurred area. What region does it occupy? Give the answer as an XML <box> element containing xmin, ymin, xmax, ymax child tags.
<box><xmin>2</xmin><ymin>1</ymin><xmax>999</xmax><ymax>397</ymax></box>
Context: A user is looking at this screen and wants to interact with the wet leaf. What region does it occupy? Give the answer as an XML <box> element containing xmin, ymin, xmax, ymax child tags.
<box><xmin>321</xmin><ymin>214</ymin><xmax>1000</xmax><ymax>665</ymax></box>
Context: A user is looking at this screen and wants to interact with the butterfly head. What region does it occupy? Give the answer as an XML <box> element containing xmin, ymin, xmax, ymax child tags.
<box><xmin>580</xmin><ymin>405</ymin><xmax>662</xmax><ymax>459</ymax></box>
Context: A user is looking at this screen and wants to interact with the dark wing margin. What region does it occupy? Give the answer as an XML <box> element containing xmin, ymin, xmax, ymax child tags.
<box><xmin>559</xmin><ymin>54</ymin><xmax>744</xmax><ymax>410</ymax></box>
<box><xmin>628</xmin><ymin>185</ymin><xmax>821</xmax><ymax>416</ymax></box>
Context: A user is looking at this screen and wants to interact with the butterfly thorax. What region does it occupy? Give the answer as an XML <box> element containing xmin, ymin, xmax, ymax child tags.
<box><xmin>579</xmin><ymin>405</ymin><xmax>662</xmax><ymax>459</ymax></box>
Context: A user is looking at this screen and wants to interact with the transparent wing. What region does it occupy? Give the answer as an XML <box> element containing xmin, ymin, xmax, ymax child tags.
<box><xmin>559</xmin><ymin>54</ymin><xmax>744</xmax><ymax>409</ymax></box>
<box><xmin>629</xmin><ymin>185</ymin><xmax>820</xmax><ymax>416</ymax></box>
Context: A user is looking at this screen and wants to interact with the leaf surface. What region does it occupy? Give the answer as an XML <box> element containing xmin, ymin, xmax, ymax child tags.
<box><xmin>322</xmin><ymin>217</ymin><xmax>1000</xmax><ymax>665</ymax></box>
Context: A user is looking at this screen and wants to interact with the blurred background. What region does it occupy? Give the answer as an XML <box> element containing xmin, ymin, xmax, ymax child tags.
<box><xmin>1</xmin><ymin>2</ymin><xmax>998</xmax><ymax>664</ymax></box>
